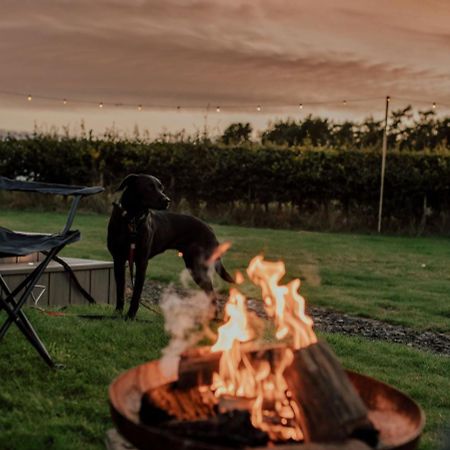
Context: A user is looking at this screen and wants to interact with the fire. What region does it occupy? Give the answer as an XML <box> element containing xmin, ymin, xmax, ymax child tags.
<box><xmin>211</xmin><ymin>288</ymin><xmax>253</xmax><ymax>353</ymax></box>
<box><xmin>210</xmin><ymin>255</ymin><xmax>317</xmax><ymax>442</ymax></box>
<box><xmin>247</xmin><ymin>256</ymin><xmax>316</xmax><ymax>349</ymax></box>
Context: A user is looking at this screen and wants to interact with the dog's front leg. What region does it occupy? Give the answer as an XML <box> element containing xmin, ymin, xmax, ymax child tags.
<box><xmin>126</xmin><ymin>257</ymin><xmax>149</xmax><ymax>320</ymax></box>
<box><xmin>113</xmin><ymin>257</ymin><xmax>127</xmax><ymax>313</ymax></box>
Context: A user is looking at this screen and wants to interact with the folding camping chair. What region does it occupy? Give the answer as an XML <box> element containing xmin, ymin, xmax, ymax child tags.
<box><xmin>0</xmin><ymin>176</ymin><xmax>104</xmax><ymax>367</ymax></box>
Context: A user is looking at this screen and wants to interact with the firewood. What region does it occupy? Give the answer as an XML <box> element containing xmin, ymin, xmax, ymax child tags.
<box><xmin>176</xmin><ymin>349</ymin><xmax>221</xmax><ymax>390</ymax></box>
<box><xmin>140</xmin><ymin>383</ymin><xmax>217</xmax><ymax>423</ymax></box>
<box><xmin>284</xmin><ymin>341</ymin><xmax>378</xmax><ymax>446</ymax></box>
<box><xmin>161</xmin><ymin>410</ymin><xmax>269</xmax><ymax>448</ymax></box>
<box><xmin>176</xmin><ymin>343</ymin><xmax>287</xmax><ymax>390</ymax></box>
<box><xmin>251</xmin><ymin>438</ymin><xmax>372</xmax><ymax>450</ymax></box>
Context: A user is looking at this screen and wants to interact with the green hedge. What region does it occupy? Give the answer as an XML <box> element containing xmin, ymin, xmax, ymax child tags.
<box><xmin>1</xmin><ymin>136</ymin><xmax>450</xmax><ymax>233</ymax></box>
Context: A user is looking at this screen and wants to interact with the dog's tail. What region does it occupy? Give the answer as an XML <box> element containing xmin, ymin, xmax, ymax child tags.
<box><xmin>214</xmin><ymin>259</ymin><xmax>234</xmax><ymax>283</ymax></box>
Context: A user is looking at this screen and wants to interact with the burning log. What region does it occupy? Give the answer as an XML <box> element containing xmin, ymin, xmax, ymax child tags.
<box><xmin>176</xmin><ymin>348</ymin><xmax>220</xmax><ymax>390</ymax></box>
<box><xmin>140</xmin><ymin>256</ymin><xmax>378</xmax><ymax>446</ymax></box>
<box><xmin>284</xmin><ymin>341</ymin><xmax>379</xmax><ymax>446</ymax></box>
<box><xmin>177</xmin><ymin>344</ymin><xmax>287</xmax><ymax>390</ymax></box>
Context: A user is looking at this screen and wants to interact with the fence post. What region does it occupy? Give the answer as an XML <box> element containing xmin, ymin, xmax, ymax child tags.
<box><xmin>377</xmin><ymin>96</ymin><xmax>390</xmax><ymax>233</ymax></box>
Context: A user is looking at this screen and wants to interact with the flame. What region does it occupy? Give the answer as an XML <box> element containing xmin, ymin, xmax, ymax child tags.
<box><xmin>210</xmin><ymin>255</ymin><xmax>317</xmax><ymax>442</ymax></box>
<box><xmin>247</xmin><ymin>256</ymin><xmax>316</xmax><ymax>349</ymax></box>
<box><xmin>211</xmin><ymin>288</ymin><xmax>253</xmax><ymax>353</ymax></box>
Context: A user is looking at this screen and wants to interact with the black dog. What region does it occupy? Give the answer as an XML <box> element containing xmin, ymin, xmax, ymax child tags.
<box><xmin>107</xmin><ymin>174</ymin><xmax>234</xmax><ymax>319</ymax></box>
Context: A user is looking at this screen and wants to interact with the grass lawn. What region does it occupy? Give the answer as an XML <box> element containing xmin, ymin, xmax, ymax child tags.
<box><xmin>0</xmin><ymin>306</ymin><xmax>448</xmax><ymax>450</ymax></box>
<box><xmin>1</xmin><ymin>209</ymin><xmax>449</xmax><ymax>333</ymax></box>
<box><xmin>0</xmin><ymin>209</ymin><xmax>449</xmax><ymax>449</ymax></box>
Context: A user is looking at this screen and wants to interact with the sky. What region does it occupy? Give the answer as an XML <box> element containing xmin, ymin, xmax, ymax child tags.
<box><xmin>0</xmin><ymin>0</ymin><xmax>449</xmax><ymax>137</ymax></box>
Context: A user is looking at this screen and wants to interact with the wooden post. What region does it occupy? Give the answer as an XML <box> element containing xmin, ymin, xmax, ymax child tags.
<box><xmin>377</xmin><ymin>96</ymin><xmax>390</xmax><ymax>233</ymax></box>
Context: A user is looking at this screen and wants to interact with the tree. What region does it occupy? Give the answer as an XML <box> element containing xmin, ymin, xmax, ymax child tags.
<box><xmin>331</xmin><ymin>121</ymin><xmax>354</xmax><ymax>149</ymax></box>
<box><xmin>221</xmin><ymin>123</ymin><xmax>253</xmax><ymax>145</ymax></box>
<box><xmin>262</xmin><ymin>116</ymin><xmax>332</xmax><ymax>147</ymax></box>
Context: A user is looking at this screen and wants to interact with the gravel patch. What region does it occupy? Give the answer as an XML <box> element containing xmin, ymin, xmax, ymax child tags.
<box><xmin>140</xmin><ymin>281</ymin><xmax>450</xmax><ymax>356</ymax></box>
<box><xmin>310</xmin><ymin>306</ymin><xmax>450</xmax><ymax>356</ymax></box>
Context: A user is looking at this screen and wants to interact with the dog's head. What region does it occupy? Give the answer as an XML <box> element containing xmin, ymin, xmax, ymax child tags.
<box><xmin>117</xmin><ymin>174</ymin><xmax>171</xmax><ymax>212</ymax></box>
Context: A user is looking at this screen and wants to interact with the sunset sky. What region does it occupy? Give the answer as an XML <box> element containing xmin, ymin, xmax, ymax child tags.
<box><xmin>0</xmin><ymin>0</ymin><xmax>449</xmax><ymax>137</ymax></box>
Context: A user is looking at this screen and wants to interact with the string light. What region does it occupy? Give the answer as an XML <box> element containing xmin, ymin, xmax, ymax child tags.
<box><xmin>0</xmin><ymin>90</ymin><xmax>448</xmax><ymax>112</ymax></box>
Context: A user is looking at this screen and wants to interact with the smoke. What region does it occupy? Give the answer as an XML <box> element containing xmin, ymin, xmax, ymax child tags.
<box><xmin>179</xmin><ymin>268</ymin><xmax>193</xmax><ymax>289</ymax></box>
<box><xmin>159</xmin><ymin>286</ymin><xmax>213</xmax><ymax>377</ymax></box>
<box><xmin>159</xmin><ymin>242</ymin><xmax>232</xmax><ymax>376</ymax></box>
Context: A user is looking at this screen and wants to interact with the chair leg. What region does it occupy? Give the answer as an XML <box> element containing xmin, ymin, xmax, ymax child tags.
<box><xmin>0</xmin><ymin>250</ymin><xmax>60</xmax><ymax>367</ymax></box>
<box><xmin>15</xmin><ymin>310</ymin><xmax>55</xmax><ymax>367</ymax></box>
<box><xmin>17</xmin><ymin>311</ymin><xmax>55</xmax><ymax>367</ymax></box>
<box><xmin>0</xmin><ymin>248</ymin><xmax>57</xmax><ymax>339</ymax></box>
<box><xmin>0</xmin><ymin>297</ymin><xmax>55</xmax><ymax>367</ymax></box>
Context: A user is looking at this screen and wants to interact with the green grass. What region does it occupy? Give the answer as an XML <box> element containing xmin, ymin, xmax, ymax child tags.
<box><xmin>1</xmin><ymin>209</ymin><xmax>449</xmax><ymax>449</ymax></box>
<box><xmin>0</xmin><ymin>305</ymin><xmax>448</xmax><ymax>450</ymax></box>
<box><xmin>1</xmin><ymin>209</ymin><xmax>449</xmax><ymax>333</ymax></box>
<box><xmin>0</xmin><ymin>306</ymin><xmax>166</xmax><ymax>450</ymax></box>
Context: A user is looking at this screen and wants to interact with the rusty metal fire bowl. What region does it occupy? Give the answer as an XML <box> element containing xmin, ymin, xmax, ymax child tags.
<box><xmin>109</xmin><ymin>355</ymin><xmax>425</xmax><ymax>450</ymax></box>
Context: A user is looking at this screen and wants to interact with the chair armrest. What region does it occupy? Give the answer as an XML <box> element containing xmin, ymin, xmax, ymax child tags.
<box><xmin>0</xmin><ymin>176</ymin><xmax>104</xmax><ymax>234</ymax></box>
<box><xmin>0</xmin><ymin>176</ymin><xmax>104</xmax><ymax>197</ymax></box>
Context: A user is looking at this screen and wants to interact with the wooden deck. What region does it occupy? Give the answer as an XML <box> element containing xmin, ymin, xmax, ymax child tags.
<box><xmin>0</xmin><ymin>255</ymin><xmax>116</xmax><ymax>306</ymax></box>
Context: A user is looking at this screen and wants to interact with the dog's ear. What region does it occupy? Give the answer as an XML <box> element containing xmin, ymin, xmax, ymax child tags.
<box><xmin>116</xmin><ymin>174</ymin><xmax>138</xmax><ymax>192</ymax></box>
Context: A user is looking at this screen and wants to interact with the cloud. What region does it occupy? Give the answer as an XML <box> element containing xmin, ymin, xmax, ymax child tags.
<box><xmin>0</xmin><ymin>0</ymin><xmax>449</xmax><ymax>132</ymax></box>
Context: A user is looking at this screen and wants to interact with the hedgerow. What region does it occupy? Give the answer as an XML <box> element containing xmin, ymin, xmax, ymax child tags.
<box><xmin>1</xmin><ymin>136</ymin><xmax>449</xmax><ymax>233</ymax></box>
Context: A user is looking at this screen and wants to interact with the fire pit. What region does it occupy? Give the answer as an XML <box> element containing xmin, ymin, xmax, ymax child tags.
<box><xmin>110</xmin><ymin>358</ymin><xmax>424</xmax><ymax>450</ymax></box>
<box><xmin>109</xmin><ymin>256</ymin><xmax>424</xmax><ymax>449</ymax></box>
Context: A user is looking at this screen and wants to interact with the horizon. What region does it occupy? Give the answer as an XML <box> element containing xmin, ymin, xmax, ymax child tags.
<box><xmin>1</xmin><ymin>101</ymin><xmax>447</xmax><ymax>142</ymax></box>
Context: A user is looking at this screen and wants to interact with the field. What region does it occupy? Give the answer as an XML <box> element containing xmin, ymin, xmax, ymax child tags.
<box><xmin>2</xmin><ymin>209</ymin><xmax>449</xmax><ymax>332</ymax></box>
<box><xmin>0</xmin><ymin>209</ymin><xmax>449</xmax><ymax>450</ymax></box>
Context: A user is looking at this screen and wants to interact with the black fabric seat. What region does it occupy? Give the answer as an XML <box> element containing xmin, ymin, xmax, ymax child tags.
<box><xmin>0</xmin><ymin>176</ymin><xmax>104</xmax><ymax>367</ymax></box>
<box><xmin>0</xmin><ymin>227</ymin><xmax>80</xmax><ymax>257</ymax></box>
